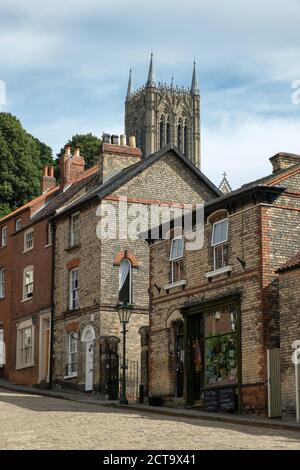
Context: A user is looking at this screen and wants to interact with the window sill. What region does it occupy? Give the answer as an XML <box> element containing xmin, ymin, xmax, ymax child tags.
<box><xmin>23</xmin><ymin>247</ymin><xmax>34</xmax><ymax>254</ymax></box>
<box><xmin>205</xmin><ymin>266</ymin><xmax>232</xmax><ymax>279</ymax></box>
<box><xmin>0</xmin><ymin>296</ymin><xmax>5</xmax><ymax>301</ymax></box>
<box><xmin>64</xmin><ymin>373</ymin><xmax>78</xmax><ymax>380</ymax></box>
<box><xmin>21</xmin><ymin>297</ymin><xmax>33</xmax><ymax>303</ymax></box>
<box><xmin>163</xmin><ymin>280</ymin><xmax>187</xmax><ymax>291</ymax></box>
<box><xmin>65</xmin><ymin>244</ymin><xmax>81</xmax><ymax>252</ymax></box>
<box><xmin>45</xmin><ymin>243</ymin><xmax>52</xmax><ymax>248</ymax></box>
<box><xmin>16</xmin><ymin>363</ymin><xmax>34</xmax><ymax>370</ymax></box>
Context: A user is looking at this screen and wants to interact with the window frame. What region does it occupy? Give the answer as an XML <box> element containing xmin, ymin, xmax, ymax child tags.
<box><xmin>211</xmin><ymin>219</ymin><xmax>229</xmax><ymax>271</ymax></box>
<box><xmin>1</xmin><ymin>226</ymin><xmax>7</xmax><ymax>247</ymax></box>
<box><xmin>23</xmin><ymin>266</ymin><xmax>34</xmax><ymax>301</ymax></box>
<box><xmin>70</xmin><ymin>212</ymin><xmax>80</xmax><ymax>247</ymax></box>
<box><xmin>211</xmin><ymin>219</ymin><xmax>228</xmax><ymax>247</ymax></box>
<box><xmin>170</xmin><ymin>237</ymin><xmax>184</xmax><ymax>284</ymax></box>
<box><xmin>0</xmin><ymin>267</ymin><xmax>5</xmax><ymax>299</ymax></box>
<box><xmin>69</xmin><ymin>268</ymin><xmax>79</xmax><ymax>310</ymax></box>
<box><xmin>67</xmin><ymin>331</ymin><xmax>78</xmax><ymax>376</ymax></box>
<box><xmin>46</xmin><ymin>222</ymin><xmax>53</xmax><ymax>246</ymax></box>
<box><xmin>15</xmin><ymin>219</ymin><xmax>22</xmax><ymax>232</ymax></box>
<box><xmin>24</xmin><ymin>228</ymin><xmax>34</xmax><ymax>252</ymax></box>
<box><xmin>118</xmin><ymin>258</ymin><xmax>132</xmax><ymax>304</ymax></box>
<box><xmin>16</xmin><ymin>319</ymin><xmax>34</xmax><ymax>369</ymax></box>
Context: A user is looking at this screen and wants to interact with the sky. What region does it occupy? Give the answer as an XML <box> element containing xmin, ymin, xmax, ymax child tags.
<box><xmin>1</xmin><ymin>0</ymin><xmax>300</xmax><ymax>189</ymax></box>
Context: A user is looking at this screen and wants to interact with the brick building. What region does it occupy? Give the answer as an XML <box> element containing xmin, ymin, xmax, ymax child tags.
<box><xmin>277</xmin><ymin>252</ymin><xmax>300</xmax><ymax>418</ymax></box>
<box><xmin>146</xmin><ymin>152</ymin><xmax>300</xmax><ymax>415</ymax></box>
<box><xmin>50</xmin><ymin>141</ymin><xmax>220</xmax><ymax>397</ymax></box>
<box><xmin>0</xmin><ymin>146</ymin><xmax>98</xmax><ymax>385</ymax></box>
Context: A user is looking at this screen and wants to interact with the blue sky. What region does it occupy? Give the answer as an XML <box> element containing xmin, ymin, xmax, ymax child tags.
<box><xmin>1</xmin><ymin>0</ymin><xmax>300</xmax><ymax>188</ymax></box>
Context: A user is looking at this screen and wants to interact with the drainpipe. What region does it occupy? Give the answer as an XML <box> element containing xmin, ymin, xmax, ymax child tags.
<box><xmin>49</xmin><ymin>220</ymin><xmax>56</xmax><ymax>389</ymax></box>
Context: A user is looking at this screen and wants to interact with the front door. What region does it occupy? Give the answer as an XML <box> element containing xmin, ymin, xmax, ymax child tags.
<box><xmin>85</xmin><ymin>341</ymin><xmax>94</xmax><ymax>391</ymax></box>
<box><xmin>175</xmin><ymin>321</ymin><xmax>184</xmax><ymax>398</ymax></box>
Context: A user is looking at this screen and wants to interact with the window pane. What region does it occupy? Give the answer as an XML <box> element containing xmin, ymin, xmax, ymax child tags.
<box><xmin>212</xmin><ymin>220</ymin><xmax>228</xmax><ymax>246</ymax></box>
<box><xmin>170</xmin><ymin>238</ymin><xmax>184</xmax><ymax>260</ymax></box>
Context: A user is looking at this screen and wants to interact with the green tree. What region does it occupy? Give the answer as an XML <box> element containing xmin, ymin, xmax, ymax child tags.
<box><xmin>0</xmin><ymin>112</ymin><xmax>54</xmax><ymax>218</ymax></box>
<box><xmin>57</xmin><ymin>133</ymin><xmax>101</xmax><ymax>169</ymax></box>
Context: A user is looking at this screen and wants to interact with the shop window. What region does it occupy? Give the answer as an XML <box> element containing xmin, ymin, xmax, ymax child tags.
<box><xmin>119</xmin><ymin>259</ymin><xmax>132</xmax><ymax>304</ymax></box>
<box><xmin>170</xmin><ymin>237</ymin><xmax>184</xmax><ymax>283</ymax></box>
<box><xmin>204</xmin><ymin>307</ymin><xmax>237</xmax><ymax>388</ymax></box>
<box><xmin>212</xmin><ymin>219</ymin><xmax>229</xmax><ymax>270</ymax></box>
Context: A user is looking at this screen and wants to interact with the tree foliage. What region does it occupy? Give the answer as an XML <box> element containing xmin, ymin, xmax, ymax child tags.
<box><xmin>0</xmin><ymin>112</ymin><xmax>53</xmax><ymax>218</ymax></box>
<box><xmin>57</xmin><ymin>133</ymin><xmax>101</xmax><ymax>169</ymax></box>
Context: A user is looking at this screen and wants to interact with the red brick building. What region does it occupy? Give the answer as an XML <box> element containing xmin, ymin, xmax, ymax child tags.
<box><xmin>146</xmin><ymin>152</ymin><xmax>300</xmax><ymax>416</ymax></box>
<box><xmin>0</xmin><ymin>146</ymin><xmax>98</xmax><ymax>385</ymax></box>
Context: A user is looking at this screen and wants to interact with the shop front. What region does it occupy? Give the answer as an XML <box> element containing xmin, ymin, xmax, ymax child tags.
<box><xmin>182</xmin><ymin>295</ymin><xmax>241</xmax><ymax>414</ymax></box>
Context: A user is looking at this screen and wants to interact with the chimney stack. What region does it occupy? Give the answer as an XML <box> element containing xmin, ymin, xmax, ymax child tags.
<box><xmin>60</xmin><ymin>144</ymin><xmax>85</xmax><ymax>190</ymax></box>
<box><xmin>40</xmin><ymin>165</ymin><xmax>56</xmax><ymax>194</ymax></box>
<box><xmin>270</xmin><ymin>152</ymin><xmax>300</xmax><ymax>173</ymax></box>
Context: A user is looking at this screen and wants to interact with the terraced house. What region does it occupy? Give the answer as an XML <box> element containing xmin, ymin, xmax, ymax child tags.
<box><xmin>146</xmin><ymin>152</ymin><xmax>300</xmax><ymax>416</ymax></box>
<box><xmin>50</xmin><ymin>140</ymin><xmax>220</xmax><ymax>398</ymax></box>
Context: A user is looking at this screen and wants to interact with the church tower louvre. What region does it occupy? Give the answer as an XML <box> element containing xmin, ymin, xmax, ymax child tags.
<box><xmin>125</xmin><ymin>54</ymin><xmax>201</xmax><ymax>168</ymax></box>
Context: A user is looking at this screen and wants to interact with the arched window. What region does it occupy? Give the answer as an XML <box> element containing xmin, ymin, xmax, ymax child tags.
<box><xmin>159</xmin><ymin>117</ymin><xmax>165</xmax><ymax>149</ymax></box>
<box><xmin>119</xmin><ymin>259</ymin><xmax>132</xmax><ymax>304</ymax></box>
<box><xmin>177</xmin><ymin>120</ymin><xmax>182</xmax><ymax>150</ymax></box>
<box><xmin>184</xmin><ymin>124</ymin><xmax>188</xmax><ymax>156</ymax></box>
<box><xmin>166</xmin><ymin>120</ymin><xmax>170</xmax><ymax>145</ymax></box>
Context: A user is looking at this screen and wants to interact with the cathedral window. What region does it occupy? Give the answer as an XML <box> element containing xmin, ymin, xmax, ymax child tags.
<box><xmin>166</xmin><ymin>121</ymin><xmax>170</xmax><ymax>145</ymax></box>
<box><xmin>184</xmin><ymin>125</ymin><xmax>188</xmax><ymax>157</ymax></box>
<box><xmin>159</xmin><ymin>117</ymin><xmax>165</xmax><ymax>149</ymax></box>
<box><xmin>177</xmin><ymin>120</ymin><xmax>182</xmax><ymax>150</ymax></box>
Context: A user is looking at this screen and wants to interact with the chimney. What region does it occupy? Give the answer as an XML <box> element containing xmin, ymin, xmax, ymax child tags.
<box><xmin>99</xmin><ymin>134</ymin><xmax>142</xmax><ymax>183</ymax></box>
<box><xmin>40</xmin><ymin>165</ymin><xmax>56</xmax><ymax>194</ymax></box>
<box><xmin>270</xmin><ymin>152</ymin><xmax>300</xmax><ymax>173</ymax></box>
<box><xmin>60</xmin><ymin>144</ymin><xmax>85</xmax><ymax>190</ymax></box>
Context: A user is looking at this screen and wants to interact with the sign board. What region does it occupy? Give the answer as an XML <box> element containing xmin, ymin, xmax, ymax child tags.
<box><xmin>219</xmin><ymin>387</ymin><xmax>235</xmax><ymax>411</ymax></box>
<box><xmin>204</xmin><ymin>389</ymin><xmax>219</xmax><ymax>412</ymax></box>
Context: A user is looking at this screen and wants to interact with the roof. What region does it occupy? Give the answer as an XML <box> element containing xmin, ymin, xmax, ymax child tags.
<box><xmin>0</xmin><ymin>185</ymin><xmax>60</xmax><ymax>225</ymax></box>
<box><xmin>52</xmin><ymin>145</ymin><xmax>222</xmax><ymax>219</ymax></box>
<box><xmin>277</xmin><ymin>251</ymin><xmax>300</xmax><ymax>273</ymax></box>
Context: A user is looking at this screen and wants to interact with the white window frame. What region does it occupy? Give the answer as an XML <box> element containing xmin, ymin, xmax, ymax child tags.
<box><xmin>0</xmin><ymin>267</ymin><xmax>5</xmax><ymax>299</ymax></box>
<box><xmin>0</xmin><ymin>328</ymin><xmax>5</xmax><ymax>367</ymax></box>
<box><xmin>212</xmin><ymin>219</ymin><xmax>229</xmax><ymax>271</ymax></box>
<box><xmin>69</xmin><ymin>268</ymin><xmax>79</xmax><ymax>310</ymax></box>
<box><xmin>16</xmin><ymin>319</ymin><xmax>34</xmax><ymax>369</ymax></box>
<box><xmin>70</xmin><ymin>212</ymin><xmax>80</xmax><ymax>247</ymax></box>
<box><xmin>16</xmin><ymin>219</ymin><xmax>22</xmax><ymax>231</ymax></box>
<box><xmin>24</xmin><ymin>228</ymin><xmax>34</xmax><ymax>252</ymax></box>
<box><xmin>170</xmin><ymin>237</ymin><xmax>184</xmax><ymax>284</ymax></box>
<box><xmin>66</xmin><ymin>331</ymin><xmax>78</xmax><ymax>377</ymax></box>
<box><xmin>1</xmin><ymin>226</ymin><xmax>7</xmax><ymax>247</ymax></box>
<box><xmin>23</xmin><ymin>266</ymin><xmax>34</xmax><ymax>301</ymax></box>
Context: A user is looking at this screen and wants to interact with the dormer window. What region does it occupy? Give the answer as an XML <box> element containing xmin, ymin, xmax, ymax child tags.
<box><xmin>212</xmin><ymin>219</ymin><xmax>229</xmax><ymax>270</ymax></box>
<box><xmin>170</xmin><ymin>237</ymin><xmax>184</xmax><ymax>283</ymax></box>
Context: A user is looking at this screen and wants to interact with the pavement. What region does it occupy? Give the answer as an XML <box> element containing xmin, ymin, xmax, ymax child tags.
<box><xmin>1</xmin><ymin>385</ymin><xmax>300</xmax><ymax>450</ymax></box>
<box><xmin>0</xmin><ymin>377</ymin><xmax>299</xmax><ymax>434</ymax></box>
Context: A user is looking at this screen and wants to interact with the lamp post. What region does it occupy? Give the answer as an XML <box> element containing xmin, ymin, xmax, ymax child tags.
<box><xmin>116</xmin><ymin>302</ymin><xmax>133</xmax><ymax>404</ymax></box>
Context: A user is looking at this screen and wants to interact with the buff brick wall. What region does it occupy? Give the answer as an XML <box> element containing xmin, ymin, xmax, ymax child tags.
<box><xmin>279</xmin><ymin>268</ymin><xmax>300</xmax><ymax>416</ymax></box>
<box><xmin>52</xmin><ymin>151</ymin><xmax>216</xmax><ymax>388</ymax></box>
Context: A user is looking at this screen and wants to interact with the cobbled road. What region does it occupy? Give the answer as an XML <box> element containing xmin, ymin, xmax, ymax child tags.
<box><xmin>0</xmin><ymin>388</ymin><xmax>300</xmax><ymax>450</ymax></box>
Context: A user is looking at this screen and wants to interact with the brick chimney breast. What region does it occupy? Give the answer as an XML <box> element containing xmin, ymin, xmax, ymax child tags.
<box><xmin>270</xmin><ymin>152</ymin><xmax>300</xmax><ymax>173</ymax></box>
<box><xmin>99</xmin><ymin>138</ymin><xmax>142</xmax><ymax>183</ymax></box>
<box><xmin>40</xmin><ymin>165</ymin><xmax>56</xmax><ymax>194</ymax></box>
<box><xmin>60</xmin><ymin>144</ymin><xmax>85</xmax><ymax>189</ymax></box>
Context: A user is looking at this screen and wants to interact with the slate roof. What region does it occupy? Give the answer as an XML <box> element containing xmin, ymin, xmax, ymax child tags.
<box><xmin>277</xmin><ymin>251</ymin><xmax>300</xmax><ymax>273</ymax></box>
<box><xmin>52</xmin><ymin>145</ymin><xmax>222</xmax><ymax>220</ymax></box>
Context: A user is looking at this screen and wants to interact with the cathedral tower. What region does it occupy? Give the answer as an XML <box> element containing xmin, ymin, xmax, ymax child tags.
<box><xmin>125</xmin><ymin>54</ymin><xmax>201</xmax><ymax>168</ymax></box>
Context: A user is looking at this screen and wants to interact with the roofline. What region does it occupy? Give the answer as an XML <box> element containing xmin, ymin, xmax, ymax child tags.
<box><xmin>51</xmin><ymin>145</ymin><xmax>222</xmax><ymax>221</ymax></box>
<box><xmin>143</xmin><ymin>185</ymin><xmax>285</xmax><ymax>242</ymax></box>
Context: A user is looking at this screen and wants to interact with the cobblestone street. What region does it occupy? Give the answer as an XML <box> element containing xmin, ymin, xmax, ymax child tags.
<box><xmin>0</xmin><ymin>388</ymin><xmax>300</xmax><ymax>450</ymax></box>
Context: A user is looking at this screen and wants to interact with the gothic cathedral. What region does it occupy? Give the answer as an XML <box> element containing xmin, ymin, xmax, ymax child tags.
<box><xmin>125</xmin><ymin>54</ymin><xmax>201</xmax><ymax>168</ymax></box>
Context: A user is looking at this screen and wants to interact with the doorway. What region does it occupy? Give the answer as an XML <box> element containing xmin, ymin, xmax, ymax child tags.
<box><xmin>81</xmin><ymin>325</ymin><xmax>96</xmax><ymax>392</ymax></box>
<box><xmin>39</xmin><ymin>314</ymin><xmax>50</xmax><ymax>383</ymax></box>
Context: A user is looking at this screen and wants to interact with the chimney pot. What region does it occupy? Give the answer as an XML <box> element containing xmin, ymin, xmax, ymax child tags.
<box><xmin>129</xmin><ymin>136</ymin><xmax>136</xmax><ymax>148</ymax></box>
<box><xmin>111</xmin><ymin>135</ymin><xmax>119</xmax><ymax>145</ymax></box>
<box><xmin>43</xmin><ymin>166</ymin><xmax>48</xmax><ymax>177</ymax></box>
<box><xmin>102</xmin><ymin>133</ymin><xmax>111</xmax><ymax>144</ymax></box>
<box><xmin>120</xmin><ymin>134</ymin><xmax>127</xmax><ymax>146</ymax></box>
<box><xmin>74</xmin><ymin>146</ymin><xmax>80</xmax><ymax>158</ymax></box>
<box><xmin>49</xmin><ymin>166</ymin><xmax>54</xmax><ymax>177</ymax></box>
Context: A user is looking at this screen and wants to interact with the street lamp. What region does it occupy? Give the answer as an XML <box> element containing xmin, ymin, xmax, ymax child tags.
<box><xmin>116</xmin><ymin>301</ymin><xmax>133</xmax><ymax>404</ymax></box>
